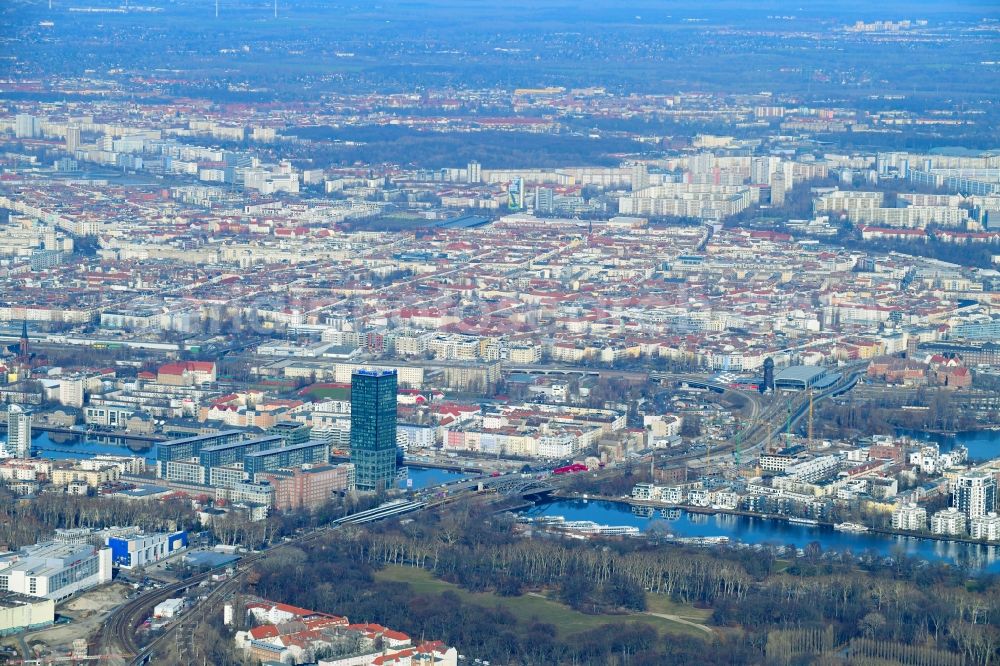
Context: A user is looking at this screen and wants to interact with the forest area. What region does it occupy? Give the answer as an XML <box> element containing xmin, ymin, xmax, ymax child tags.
<box><xmin>232</xmin><ymin>504</ymin><xmax>1000</xmax><ymax>665</ymax></box>
<box><xmin>3</xmin><ymin>472</ymin><xmax>998</xmax><ymax>664</ymax></box>
<box><xmin>285</xmin><ymin>126</ymin><xmax>644</xmax><ymax>169</ymax></box>
<box><xmin>0</xmin><ymin>487</ymin><xmax>378</xmax><ymax>553</ymax></box>
<box><xmin>814</xmin><ymin>389</ymin><xmax>999</xmax><ymax>438</ymax></box>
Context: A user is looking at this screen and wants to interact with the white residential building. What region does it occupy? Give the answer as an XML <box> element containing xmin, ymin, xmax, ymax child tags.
<box><xmin>930</xmin><ymin>508</ymin><xmax>967</xmax><ymax>536</ymax></box>
<box><xmin>6</xmin><ymin>406</ymin><xmax>31</xmax><ymax>459</ymax></box>
<box><xmin>891</xmin><ymin>504</ymin><xmax>927</xmax><ymax>531</ymax></box>
<box><xmin>969</xmin><ymin>513</ymin><xmax>1000</xmax><ymax>541</ymax></box>
<box><xmin>952</xmin><ymin>471</ymin><xmax>997</xmax><ymax>520</ymax></box>
<box><xmin>58</xmin><ymin>378</ymin><xmax>85</xmax><ymax>408</ymax></box>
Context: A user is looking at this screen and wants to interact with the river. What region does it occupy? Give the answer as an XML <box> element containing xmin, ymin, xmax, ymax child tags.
<box><xmin>17</xmin><ymin>428</ymin><xmax>993</xmax><ymax>464</ymax></box>
<box><xmin>8</xmin><ymin>430</ymin><xmax>998</xmax><ymax>570</ymax></box>
<box><xmin>519</xmin><ymin>499</ymin><xmax>1000</xmax><ymax>572</ymax></box>
<box><xmin>24</xmin><ymin>431</ymin><xmax>159</xmax><ymax>462</ymax></box>
<box><xmin>400</xmin><ymin>466</ymin><xmax>471</xmax><ymax>490</ymax></box>
<box><xmin>897</xmin><ymin>428</ymin><xmax>1000</xmax><ymax>462</ymax></box>
<box><xmin>9</xmin><ymin>432</ymin><xmax>478</xmax><ymax>486</ymax></box>
<box><xmin>22</xmin><ymin>433</ymin><xmax>476</xmax><ymax>490</ymax></box>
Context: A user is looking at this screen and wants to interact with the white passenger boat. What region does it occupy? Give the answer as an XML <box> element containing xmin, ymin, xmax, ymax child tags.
<box><xmin>833</xmin><ymin>522</ymin><xmax>869</xmax><ymax>533</ymax></box>
<box><xmin>788</xmin><ymin>517</ymin><xmax>819</xmax><ymax>526</ymax></box>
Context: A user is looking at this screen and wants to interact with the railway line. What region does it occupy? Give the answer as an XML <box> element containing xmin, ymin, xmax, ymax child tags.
<box><xmin>99</xmin><ymin>527</ymin><xmax>334</xmax><ymax>665</ymax></box>
<box><xmin>99</xmin><ymin>479</ymin><xmax>553</xmax><ymax>665</ymax></box>
<box><xmin>94</xmin><ymin>364</ymin><xmax>862</xmax><ymax>663</ymax></box>
<box><xmin>98</xmin><ymin>490</ymin><xmax>481</xmax><ymax>665</ymax></box>
<box><xmin>662</xmin><ymin>365</ymin><xmax>866</xmax><ymax>470</ymax></box>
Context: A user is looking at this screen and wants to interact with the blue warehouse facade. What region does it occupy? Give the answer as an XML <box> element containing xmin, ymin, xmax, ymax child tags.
<box><xmin>107</xmin><ymin>531</ymin><xmax>189</xmax><ymax>569</ymax></box>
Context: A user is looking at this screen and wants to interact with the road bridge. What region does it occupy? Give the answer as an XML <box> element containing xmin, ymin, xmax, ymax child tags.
<box><xmin>436</xmin><ymin>472</ymin><xmax>556</xmax><ymax>498</ymax></box>
<box><xmin>333</xmin><ymin>500</ymin><xmax>427</xmax><ymax>525</ymax></box>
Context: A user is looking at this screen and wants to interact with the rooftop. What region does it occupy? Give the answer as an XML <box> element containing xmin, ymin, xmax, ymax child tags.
<box><xmin>774</xmin><ymin>365</ymin><xmax>827</xmax><ymax>385</ymax></box>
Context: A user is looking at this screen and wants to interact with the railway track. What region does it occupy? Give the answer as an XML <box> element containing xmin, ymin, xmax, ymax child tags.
<box><xmin>99</xmin><ymin>528</ymin><xmax>333</xmax><ymax>665</ymax></box>
<box><xmin>96</xmin><ymin>368</ymin><xmax>863</xmax><ymax>663</ymax></box>
<box><xmin>663</xmin><ymin>367</ymin><xmax>866</xmax><ymax>469</ymax></box>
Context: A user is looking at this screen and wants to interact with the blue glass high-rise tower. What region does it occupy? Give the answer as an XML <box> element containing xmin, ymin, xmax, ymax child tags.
<box><xmin>350</xmin><ymin>369</ymin><xmax>398</xmax><ymax>492</ymax></box>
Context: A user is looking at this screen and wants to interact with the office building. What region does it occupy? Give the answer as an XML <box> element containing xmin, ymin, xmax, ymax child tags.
<box><xmin>214</xmin><ymin>482</ymin><xmax>273</xmax><ymax>517</ymax></box>
<box><xmin>953</xmin><ymin>471</ymin><xmax>997</xmax><ymax>519</ymax></box>
<box><xmin>258</xmin><ymin>463</ymin><xmax>355</xmax><ymax>511</ymax></box>
<box><xmin>762</xmin><ymin>357</ymin><xmax>775</xmax><ymax>393</ymax></box>
<box><xmin>160</xmin><ymin>434</ymin><xmax>290</xmax><ymax>484</ymax></box>
<box><xmin>154</xmin><ymin>598</ymin><xmax>185</xmax><ymax>619</ymax></box>
<box><xmin>199</xmin><ymin>435</ymin><xmax>285</xmax><ymax>472</ymax></box>
<box><xmin>267</xmin><ymin>421</ymin><xmax>312</xmax><ymax>446</ymax></box>
<box><xmin>243</xmin><ymin>440</ymin><xmax>329</xmax><ymax>477</ymax></box>
<box><xmin>0</xmin><ymin>541</ymin><xmax>112</xmax><ymax>601</ymax></box>
<box><xmin>7</xmin><ymin>405</ymin><xmax>31</xmax><ymax>459</ymax></box>
<box><xmin>350</xmin><ymin>370</ymin><xmax>398</xmax><ymax>492</ymax></box>
<box><xmin>155</xmin><ymin>430</ymin><xmax>248</xmax><ymax>477</ymax></box>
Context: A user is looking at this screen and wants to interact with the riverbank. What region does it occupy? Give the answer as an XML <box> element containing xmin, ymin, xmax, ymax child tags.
<box><xmin>550</xmin><ymin>491</ymin><xmax>1000</xmax><ymax>550</ymax></box>
<box><xmin>897</xmin><ymin>428</ymin><xmax>1000</xmax><ymax>462</ymax></box>
<box><xmin>0</xmin><ymin>423</ymin><xmax>164</xmax><ymax>442</ymax></box>
<box><xmin>333</xmin><ymin>453</ymin><xmax>495</xmax><ymax>474</ymax></box>
<box><xmin>404</xmin><ymin>457</ymin><xmax>498</xmax><ymax>474</ymax></box>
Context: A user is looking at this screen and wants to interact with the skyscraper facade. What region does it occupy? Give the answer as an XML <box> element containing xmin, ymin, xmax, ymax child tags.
<box><xmin>7</xmin><ymin>405</ymin><xmax>32</xmax><ymax>458</ymax></box>
<box><xmin>349</xmin><ymin>370</ymin><xmax>398</xmax><ymax>492</ymax></box>
<box><xmin>508</xmin><ymin>178</ymin><xmax>524</xmax><ymax>210</ymax></box>
<box><xmin>761</xmin><ymin>357</ymin><xmax>775</xmax><ymax>394</ymax></box>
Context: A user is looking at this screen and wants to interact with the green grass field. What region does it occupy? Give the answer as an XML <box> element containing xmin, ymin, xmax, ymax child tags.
<box><xmin>375</xmin><ymin>566</ymin><xmax>712</xmax><ymax>639</ymax></box>
<box><xmin>644</xmin><ymin>594</ymin><xmax>713</xmax><ymax>623</ymax></box>
<box><xmin>304</xmin><ymin>387</ymin><xmax>351</xmax><ymax>400</ymax></box>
